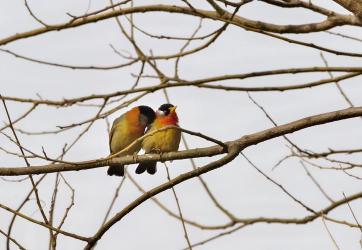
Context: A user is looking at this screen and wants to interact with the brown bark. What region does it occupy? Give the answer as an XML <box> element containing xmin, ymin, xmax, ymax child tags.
<box><xmin>333</xmin><ymin>0</ymin><xmax>362</xmax><ymax>19</ymax></box>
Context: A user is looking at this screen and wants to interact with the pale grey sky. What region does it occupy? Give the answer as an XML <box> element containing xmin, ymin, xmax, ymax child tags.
<box><xmin>1</xmin><ymin>1</ymin><xmax>362</xmax><ymax>250</ymax></box>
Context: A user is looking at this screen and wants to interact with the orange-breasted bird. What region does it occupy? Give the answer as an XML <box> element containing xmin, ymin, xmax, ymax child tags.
<box><xmin>135</xmin><ymin>103</ymin><xmax>181</xmax><ymax>175</ymax></box>
<box><xmin>107</xmin><ymin>106</ymin><xmax>155</xmax><ymax>176</ymax></box>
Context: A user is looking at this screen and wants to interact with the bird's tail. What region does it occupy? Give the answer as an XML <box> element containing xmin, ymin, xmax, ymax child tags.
<box><xmin>135</xmin><ymin>161</ymin><xmax>157</xmax><ymax>175</ymax></box>
<box><xmin>107</xmin><ymin>165</ymin><xmax>125</xmax><ymax>176</ymax></box>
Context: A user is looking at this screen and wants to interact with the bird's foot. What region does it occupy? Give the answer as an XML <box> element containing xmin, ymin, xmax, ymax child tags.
<box><xmin>159</xmin><ymin>152</ymin><xmax>166</xmax><ymax>163</ymax></box>
<box><xmin>132</xmin><ymin>152</ymin><xmax>139</xmax><ymax>164</ymax></box>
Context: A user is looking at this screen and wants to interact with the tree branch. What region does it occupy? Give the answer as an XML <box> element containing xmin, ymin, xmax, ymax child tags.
<box><xmin>333</xmin><ymin>0</ymin><xmax>362</xmax><ymax>19</ymax></box>
<box><xmin>1</xmin><ymin>4</ymin><xmax>361</xmax><ymax>46</ymax></box>
<box><xmin>1</xmin><ymin>106</ymin><xmax>362</xmax><ymax>176</ymax></box>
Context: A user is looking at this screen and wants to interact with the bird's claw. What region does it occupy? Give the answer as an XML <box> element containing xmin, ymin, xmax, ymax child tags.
<box><xmin>159</xmin><ymin>152</ymin><xmax>165</xmax><ymax>163</ymax></box>
<box><xmin>132</xmin><ymin>153</ymin><xmax>138</xmax><ymax>164</ymax></box>
<box><xmin>152</xmin><ymin>148</ymin><xmax>165</xmax><ymax>162</ymax></box>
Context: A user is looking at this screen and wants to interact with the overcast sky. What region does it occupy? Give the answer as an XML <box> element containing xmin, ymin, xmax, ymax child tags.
<box><xmin>1</xmin><ymin>1</ymin><xmax>362</xmax><ymax>249</ymax></box>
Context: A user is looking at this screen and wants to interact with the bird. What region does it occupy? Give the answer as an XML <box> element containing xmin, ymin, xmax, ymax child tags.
<box><xmin>135</xmin><ymin>103</ymin><xmax>181</xmax><ymax>175</ymax></box>
<box><xmin>107</xmin><ymin>105</ymin><xmax>156</xmax><ymax>176</ymax></box>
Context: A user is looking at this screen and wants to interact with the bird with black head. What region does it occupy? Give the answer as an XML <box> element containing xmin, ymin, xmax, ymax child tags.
<box><xmin>107</xmin><ymin>106</ymin><xmax>155</xmax><ymax>176</ymax></box>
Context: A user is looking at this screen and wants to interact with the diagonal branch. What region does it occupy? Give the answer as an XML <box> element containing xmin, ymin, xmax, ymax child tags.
<box><xmin>84</xmin><ymin>144</ymin><xmax>241</xmax><ymax>249</ymax></box>
<box><xmin>332</xmin><ymin>0</ymin><xmax>362</xmax><ymax>19</ymax></box>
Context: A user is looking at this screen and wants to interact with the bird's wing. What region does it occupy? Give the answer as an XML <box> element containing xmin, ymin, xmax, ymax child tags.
<box><xmin>109</xmin><ymin>115</ymin><xmax>124</xmax><ymax>152</ymax></box>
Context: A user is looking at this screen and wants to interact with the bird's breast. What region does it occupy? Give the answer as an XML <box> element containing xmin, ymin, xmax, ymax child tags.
<box><xmin>142</xmin><ymin>127</ymin><xmax>181</xmax><ymax>153</ymax></box>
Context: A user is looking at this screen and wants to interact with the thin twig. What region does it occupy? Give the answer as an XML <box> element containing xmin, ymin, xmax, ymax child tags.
<box><xmin>0</xmin><ymin>95</ymin><xmax>53</xmax><ymax>242</ymax></box>
<box><xmin>300</xmin><ymin>161</ymin><xmax>335</xmax><ymax>203</ymax></box>
<box><xmin>165</xmin><ymin>163</ymin><xmax>193</xmax><ymax>249</ymax></box>
<box><xmin>321</xmin><ymin>215</ymin><xmax>341</xmax><ymax>250</ymax></box>
<box><xmin>101</xmin><ymin>176</ymin><xmax>127</xmax><ymax>226</ymax></box>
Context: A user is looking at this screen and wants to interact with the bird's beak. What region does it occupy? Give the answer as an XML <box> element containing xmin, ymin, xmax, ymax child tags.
<box><xmin>170</xmin><ymin>106</ymin><xmax>177</xmax><ymax>113</ymax></box>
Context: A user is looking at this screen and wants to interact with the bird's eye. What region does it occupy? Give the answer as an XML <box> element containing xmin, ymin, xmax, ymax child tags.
<box><xmin>157</xmin><ymin>110</ymin><xmax>165</xmax><ymax>116</ymax></box>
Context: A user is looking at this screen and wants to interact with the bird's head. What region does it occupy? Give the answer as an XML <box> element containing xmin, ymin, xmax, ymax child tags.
<box><xmin>138</xmin><ymin>105</ymin><xmax>156</xmax><ymax>127</ymax></box>
<box><xmin>157</xmin><ymin>103</ymin><xmax>177</xmax><ymax>116</ymax></box>
<box><xmin>156</xmin><ymin>103</ymin><xmax>179</xmax><ymax>124</ymax></box>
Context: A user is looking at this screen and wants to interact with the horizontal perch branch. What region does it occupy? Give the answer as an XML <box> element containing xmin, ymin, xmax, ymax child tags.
<box><xmin>1</xmin><ymin>106</ymin><xmax>362</xmax><ymax>176</ymax></box>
